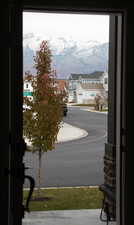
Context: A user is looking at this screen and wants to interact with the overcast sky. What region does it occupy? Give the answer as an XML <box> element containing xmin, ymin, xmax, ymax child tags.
<box><xmin>23</xmin><ymin>12</ymin><xmax>109</xmax><ymax>45</ymax></box>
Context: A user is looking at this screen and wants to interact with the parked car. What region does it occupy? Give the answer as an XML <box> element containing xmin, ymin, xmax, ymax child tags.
<box><xmin>62</xmin><ymin>103</ymin><xmax>68</xmax><ymax>116</ymax></box>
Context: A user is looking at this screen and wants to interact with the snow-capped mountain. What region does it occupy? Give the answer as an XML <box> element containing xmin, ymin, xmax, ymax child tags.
<box><xmin>23</xmin><ymin>33</ymin><xmax>109</xmax><ymax>78</ymax></box>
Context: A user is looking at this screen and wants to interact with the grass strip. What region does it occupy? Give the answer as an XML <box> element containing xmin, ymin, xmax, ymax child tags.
<box><xmin>23</xmin><ymin>187</ymin><xmax>103</xmax><ymax>211</ymax></box>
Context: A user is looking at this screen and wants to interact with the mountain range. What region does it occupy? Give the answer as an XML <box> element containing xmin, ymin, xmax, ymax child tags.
<box><xmin>23</xmin><ymin>35</ymin><xmax>109</xmax><ymax>79</ymax></box>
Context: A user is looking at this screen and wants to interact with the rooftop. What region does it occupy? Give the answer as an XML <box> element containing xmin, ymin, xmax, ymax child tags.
<box><xmin>55</xmin><ymin>79</ymin><xmax>68</xmax><ymax>91</ymax></box>
<box><xmin>69</xmin><ymin>71</ymin><xmax>104</xmax><ymax>80</ymax></box>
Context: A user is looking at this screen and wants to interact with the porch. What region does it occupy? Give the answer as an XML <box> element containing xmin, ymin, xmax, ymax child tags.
<box><xmin>22</xmin><ymin>209</ymin><xmax>116</xmax><ymax>225</ymax></box>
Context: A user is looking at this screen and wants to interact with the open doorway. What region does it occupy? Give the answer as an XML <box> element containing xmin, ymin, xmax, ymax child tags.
<box><xmin>22</xmin><ymin>12</ymin><xmax>112</xmax><ymax>225</ymax></box>
<box><xmin>3</xmin><ymin>1</ymin><xmax>128</xmax><ymax>225</ymax></box>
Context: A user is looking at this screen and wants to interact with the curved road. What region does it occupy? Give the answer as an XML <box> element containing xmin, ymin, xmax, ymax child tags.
<box><xmin>23</xmin><ymin>106</ymin><xmax>107</xmax><ymax>188</ymax></box>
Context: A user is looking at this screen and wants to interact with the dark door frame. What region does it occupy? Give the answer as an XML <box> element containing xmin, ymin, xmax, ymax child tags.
<box><xmin>2</xmin><ymin>1</ymin><xmax>131</xmax><ymax>225</ymax></box>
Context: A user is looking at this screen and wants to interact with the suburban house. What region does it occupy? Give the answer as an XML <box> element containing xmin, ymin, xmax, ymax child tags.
<box><xmin>68</xmin><ymin>71</ymin><xmax>108</xmax><ymax>103</ymax></box>
<box><xmin>54</xmin><ymin>79</ymin><xmax>69</xmax><ymax>103</ymax></box>
<box><xmin>54</xmin><ymin>79</ymin><xmax>68</xmax><ymax>94</ymax></box>
<box><xmin>76</xmin><ymin>83</ymin><xmax>105</xmax><ymax>104</ymax></box>
<box><xmin>23</xmin><ymin>78</ymin><xmax>33</xmax><ymax>100</ymax></box>
<box><xmin>23</xmin><ymin>77</ymin><xmax>68</xmax><ymax>101</ymax></box>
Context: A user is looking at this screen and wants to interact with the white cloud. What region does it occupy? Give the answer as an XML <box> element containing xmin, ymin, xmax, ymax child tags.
<box><xmin>23</xmin><ymin>12</ymin><xmax>109</xmax><ymax>46</ymax></box>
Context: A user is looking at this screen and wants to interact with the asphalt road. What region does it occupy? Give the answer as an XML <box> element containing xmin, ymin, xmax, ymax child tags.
<box><xmin>23</xmin><ymin>106</ymin><xmax>107</xmax><ymax>188</ymax></box>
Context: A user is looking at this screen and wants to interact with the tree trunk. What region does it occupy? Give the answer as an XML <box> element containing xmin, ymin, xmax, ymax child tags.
<box><xmin>38</xmin><ymin>148</ymin><xmax>42</xmax><ymax>196</ymax></box>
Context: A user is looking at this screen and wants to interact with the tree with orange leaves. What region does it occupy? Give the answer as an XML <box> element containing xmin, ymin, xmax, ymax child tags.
<box><xmin>23</xmin><ymin>41</ymin><xmax>66</xmax><ymax>194</ymax></box>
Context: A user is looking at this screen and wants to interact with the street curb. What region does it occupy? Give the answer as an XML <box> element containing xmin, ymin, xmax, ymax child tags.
<box><xmin>67</xmin><ymin>105</ymin><xmax>108</xmax><ymax>114</ymax></box>
<box><xmin>82</xmin><ymin>109</ymin><xmax>108</xmax><ymax>114</ymax></box>
<box><xmin>23</xmin><ymin>186</ymin><xmax>99</xmax><ymax>190</ymax></box>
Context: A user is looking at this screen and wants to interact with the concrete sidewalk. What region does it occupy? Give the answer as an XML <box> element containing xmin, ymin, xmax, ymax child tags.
<box><xmin>23</xmin><ymin>209</ymin><xmax>114</xmax><ymax>225</ymax></box>
<box><xmin>56</xmin><ymin>122</ymin><xmax>88</xmax><ymax>143</ymax></box>
<box><xmin>25</xmin><ymin>122</ymin><xmax>88</xmax><ymax>146</ymax></box>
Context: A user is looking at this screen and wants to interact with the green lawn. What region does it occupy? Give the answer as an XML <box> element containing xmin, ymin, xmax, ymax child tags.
<box><xmin>23</xmin><ymin>187</ymin><xmax>103</xmax><ymax>211</ymax></box>
<box><xmin>100</xmin><ymin>109</ymin><xmax>108</xmax><ymax>112</ymax></box>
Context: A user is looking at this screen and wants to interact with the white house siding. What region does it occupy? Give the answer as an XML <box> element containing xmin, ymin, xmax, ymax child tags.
<box><xmin>76</xmin><ymin>83</ymin><xmax>105</xmax><ymax>104</ymax></box>
<box><xmin>23</xmin><ymin>81</ymin><xmax>33</xmax><ymax>92</ymax></box>
<box><xmin>23</xmin><ymin>80</ymin><xmax>33</xmax><ymax>101</ymax></box>
<box><xmin>77</xmin><ymin>90</ymin><xmax>97</xmax><ymax>104</ymax></box>
<box><xmin>68</xmin><ymin>90</ymin><xmax>75</xmax><ymax>102</ymax></box>
<box><xmin>68</xmin><ymin>72</ymin><xmax>108</xmax><ymax>103</ymax></box>
<box><xmin>100</xmin><ymin>72</ymin><xmax>108</xmax><ymax>92</ymax></box>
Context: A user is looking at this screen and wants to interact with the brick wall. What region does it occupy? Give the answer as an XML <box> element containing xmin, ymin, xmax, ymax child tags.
<box><xmin>103</xmin><ymin>147</ymin><xmax>116</xmax><ymax>219</ymax></box>
<box><xmin>100</xmin><ymin>143</ymin><xmax>116</xmax><ymax>220</ymax></box>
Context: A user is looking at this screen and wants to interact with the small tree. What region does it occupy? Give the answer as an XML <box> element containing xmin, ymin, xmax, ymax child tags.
<box><xmin>94</xmin><ymin>93</ymin><xmax>107</xmax><ymax>111</ymax></box>
<box><xmin>23</xmin><ymin>41</ymin><xmax>66</xmax><ymax>195</ymax></box>
<box><xmin>94</xmin><ymin>94</ymin><xmax>101</xmax><ymax>111</ymax></box>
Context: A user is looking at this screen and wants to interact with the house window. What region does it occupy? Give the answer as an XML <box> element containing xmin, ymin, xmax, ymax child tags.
<box><xmin>90</xmin><ymin>93</ymin><xmax>95</xmax><ymax>96</ymax></box>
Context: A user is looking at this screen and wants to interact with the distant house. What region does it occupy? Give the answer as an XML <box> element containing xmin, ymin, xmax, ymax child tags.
<box><xmin>101</xmin><ymin>72</ymin><xmax>108</xmax><ymax>93</ymax></box>
<box><xmin>23</xmin><ymin>78</ymin><xmax>33</xmax><ymax>101</ymax></box>
<box><xmin>76</xmin><ymin>83</ymin><xmax>105</xmax><ymax>104</ymax></box>
<box><xmin>23</xmin><ymin>77</ymin><xmax>69</xmax><ymax>102</ymax></box>
<box><xmin>54</xmin><ymin>79</ymin><xmax>69</xmax><ymax>102</ymax></box>
<box><xmin>68</xmin><ymin>71</ymin><xmax>108</xmax><ymax>103</ymax></box>
<box><xmin>54</xmin><ymin>79</ymin><xmax>68</xmax><ymax>93</ymax></box>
